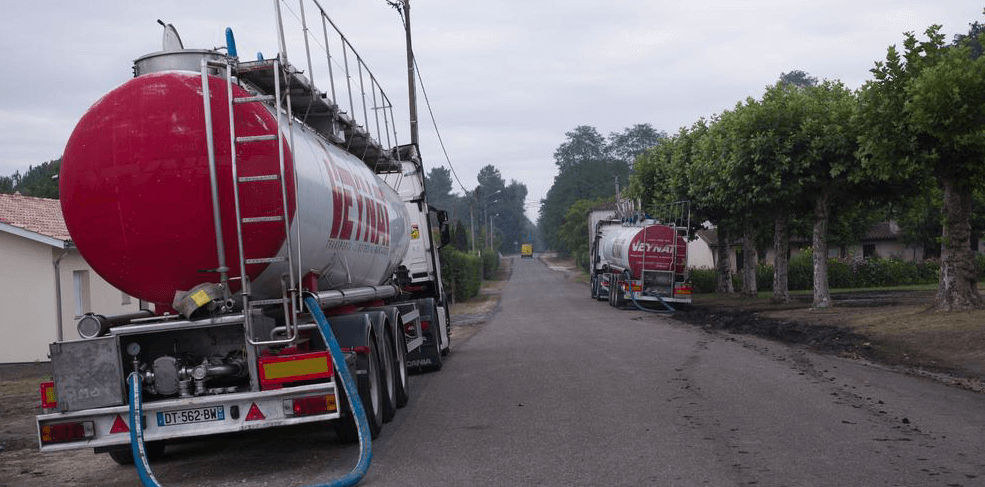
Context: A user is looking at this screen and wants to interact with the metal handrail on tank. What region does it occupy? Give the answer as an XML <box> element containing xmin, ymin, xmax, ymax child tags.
<box><xmin>273</xmin><ymin>0</ymin><xmax>400</xmax><ymax>159</ymax></box>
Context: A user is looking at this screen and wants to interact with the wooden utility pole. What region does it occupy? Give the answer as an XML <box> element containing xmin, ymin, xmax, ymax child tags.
<box><xmin>401</xmin><ymin>0</ymin><xmax>419</xmax><ymax>146</ymax></box>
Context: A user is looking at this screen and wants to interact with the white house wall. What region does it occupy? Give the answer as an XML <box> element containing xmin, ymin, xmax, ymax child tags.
<box><xmin>687</xmin><ymin>238</ymin><xmax>715</xmax><ymax>269</ymax></box>
<box><xmin>0</xmin><ymin>230</ymin><xmax>140</xmax><ymax>363</ymax></box>
<box><xmin>0</xmin><ymin>231</ymin><xmax>60</xmax><ymax>363</ymax></box>
<box><xmin>55</xmin><ymin>249</ymin><xmax>140</xmax><ymax>344</ymax></box>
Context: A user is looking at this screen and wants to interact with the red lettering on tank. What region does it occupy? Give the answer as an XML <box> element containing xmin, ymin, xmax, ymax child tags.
<box><xmin>326</xmin><ymin>159</ymin><xmax>344</xmax><ymax>239</ymax></box>
<box><xmin>339</xmin><ymin>186</ymin><xmax>354</xmax><ymax>240</ymax></box>
<box><xmin>376</xmin><ymin>203</ymin><xmax>385</xmax><ymax>245</ymax></box>
<box><xmin>382</xmin><ymin>204</ymin><xmax>390</xmax><ymax>246</ymax></box>
<box><xmin>366</xmin><ymin>199</ymin><xmax>374</xmax><ymax>244</ymax></box>
<box><xmin>356</xmin><ymin>193</ymin><xmax>366</xmax><ymax>242</ymax></box>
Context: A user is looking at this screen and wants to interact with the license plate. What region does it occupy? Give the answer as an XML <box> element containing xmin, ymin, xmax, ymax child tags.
<box><xmin>156</xmin><ymin>406</ymin><xmax>225</xmax><ymax>427</ymax></box>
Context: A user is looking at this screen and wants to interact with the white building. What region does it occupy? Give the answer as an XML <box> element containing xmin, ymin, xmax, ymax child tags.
<box><xmin>0</xmin><ymin>193</ymin><xmax>139</xmax><ymax>363</ymax></box>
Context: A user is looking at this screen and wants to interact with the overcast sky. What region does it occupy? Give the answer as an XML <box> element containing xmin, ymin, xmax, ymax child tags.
<box><xmin>1</xmin><ymin>1</ymin><xmax>981</xmax><ymax>220</ymax></box>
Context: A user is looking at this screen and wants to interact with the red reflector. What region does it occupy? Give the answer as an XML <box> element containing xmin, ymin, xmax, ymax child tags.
<box><xmin>109</xmin><ymin>415</ymin><xmax>130</xmax><ymax>434</ymax></box>
<box><xmin>420</xmin><ymin>320</ymin><xmax>431</xmax><ymax>331</ymax></box>
<box><xmin>292</xmin><ymin>395</ymin><xmax>334</xmax><ymax>416</ymax></box>
<box><xmin>245</xmin><ymin>403</ymin><xmax>266</xmax><ymax>421</ymax></box>
<box><xmin>404</xmin><ymin>322</ymin><xmax>415</xmax><ymax>334</ymax></box>
<box><xmin>40</xmin><ymin>381</ymin><xmax>57</xmax><ymax>409</ymax></box>
<box><xmin>40</xmin><ymin>421</ymin><xmax>93</xmax><ymax>444</ymax></box>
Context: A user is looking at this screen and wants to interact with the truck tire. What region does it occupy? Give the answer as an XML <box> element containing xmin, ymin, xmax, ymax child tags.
<box><xmin>590</xmin><ymin>276</ymin><xmax>597</xmax><ymax>299</ymax></box>
<box><xmin>106</xmin><ymin>441</ymin><xmax>165</xmax><ymax>465</ymax></box>
<box><xmin>394</xmin><ymin>326</ymin><xmax>410</xmax><ymax>408</ymax></box>
<box><xmin>613</xmin><ymin>279</ymin><xmax>626</xmax><ymax>309</ymax></box>
<box><xmin>381</xmin><ymin>329</ymin><xmax>398</xmax><ymax>423</ymax></box>
<box><xmin>334</xmin><ymin>336</ymin><xmax>385</xmax><ymax>443</ymax></box>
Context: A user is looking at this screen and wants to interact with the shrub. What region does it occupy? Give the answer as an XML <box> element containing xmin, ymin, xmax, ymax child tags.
<box><xmin>440</xmin><ymin>248</ymin><xmax>483</xmax><ymax>302</ymax></box>
<box><xmin>690</xmin><ymin>268</ymin><xmax>717</xmax><ymax>293</ymax></box>
<box><xmin>481</xmin><ymin>250</ymin><xmax>499</xmax><ymax>280</ymax></box>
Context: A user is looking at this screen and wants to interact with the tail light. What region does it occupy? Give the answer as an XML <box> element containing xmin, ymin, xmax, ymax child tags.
<box><xmin>40</xmin><ymin>421</ymin><xmax>94</xmax><ymax>444</ymax></box>
<box><xmin>259</xmin><ymin>351</ymin><xmax>333</xmax><ymax>389</ymax></box>
<box><xmin>286</xmin><ymin>394</ymin><xmax>338</xmax><ymax>417</ymax></box>
<box><xmin>40</xmin><ymin>381</ymin><xmax>57</xmax><ymax>409</ymax></box>
<box><xmin>420</xmin><ymin>320</ymin><xmax>431</xmax><ymax>332</ymax></box>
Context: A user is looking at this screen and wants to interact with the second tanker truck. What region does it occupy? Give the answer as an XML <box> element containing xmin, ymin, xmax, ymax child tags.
<box><xmin>590</xmin><ymin>213</ymin><xmax>693</xmax><ymax>310</ymax></box>
<box><xmin>36</xmin><ymin>7</ymin><xmax>451</xmax><ymax>479</ymax></box>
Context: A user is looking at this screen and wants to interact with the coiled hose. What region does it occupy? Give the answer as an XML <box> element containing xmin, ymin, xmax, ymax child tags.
<box><xmin>126</xmin><ymin>295</ymin><xmax>372</xmax><ymax>487</ymax></box>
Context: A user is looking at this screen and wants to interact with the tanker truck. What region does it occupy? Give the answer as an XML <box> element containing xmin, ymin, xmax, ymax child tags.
<box><xmin>590</xmin><ymin>216</ymin><xmax>692</xmax><ymax>310</ymax></box>
<box><xmin>35</xmin><ymin>17</ymin><xmax>451</xmax><ymax>467</ymax></box>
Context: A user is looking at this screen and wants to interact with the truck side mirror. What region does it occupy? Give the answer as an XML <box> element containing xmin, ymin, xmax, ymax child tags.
<box><xmin>439</xmin><ymin>223</ymin><xmax>451</xmax><ymax>248</ymax></box>
<box><xmin>437</xmin><ymin>210</ymin><xmax>449</xmax><ymax>224</ymax></box>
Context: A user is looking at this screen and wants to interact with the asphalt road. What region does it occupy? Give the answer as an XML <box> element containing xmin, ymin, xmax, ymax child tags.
<box><xmin>20</xmin><ymin>255</ymin><xmax>985</xmax><ymax>486</ymax></box>
<box><xmin>364</xmin><ymin>256</ymin><xmax>985</xmax><ymax>486</ymax></box>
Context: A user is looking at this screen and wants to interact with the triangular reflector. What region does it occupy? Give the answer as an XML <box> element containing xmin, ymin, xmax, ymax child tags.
<box><xmin>245</xmin><ymin>402</ymin><xmax>265</xmax><ymax>421</ymax></box>
<box><xmin>109</xmin><ymin>415</ymin><xmax>130</xmax><ymax>434</ymax></box>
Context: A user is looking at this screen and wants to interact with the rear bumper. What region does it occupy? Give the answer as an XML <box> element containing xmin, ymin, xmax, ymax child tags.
<box><xmin>37</xmin><ymin>382</ymin><xmax>339</xmax><ymax>452</ymax></box>
<box><xmin>628</xmin><ymin>292</ymin><xmax>692</xmax><ymax>304</ymax></box>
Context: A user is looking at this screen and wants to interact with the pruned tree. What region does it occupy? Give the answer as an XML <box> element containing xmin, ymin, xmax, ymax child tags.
<box><xmin>858</xmin><ymin>24</ymin><xmax>985</xmax><ymax>311</ymax></box>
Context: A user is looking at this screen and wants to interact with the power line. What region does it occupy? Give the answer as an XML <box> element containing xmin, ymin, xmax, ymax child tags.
<box><xmin>390</xmin><ymin>2</ymin><xmax>472</xmax><ymax>197</ymax></box>
<box><xmin>413</xmin><ymin>58</ymin><xmax>472</xmax><ymax>197</ymax></box>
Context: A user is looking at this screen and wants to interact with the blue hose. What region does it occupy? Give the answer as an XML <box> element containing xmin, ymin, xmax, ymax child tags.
<box><xmin>128</xmin><ymin>373</ymin><xmax>162</xmax><ymax>487</ymax></box>
<box><xmin>302</xmin><ymin>294</ymin><xmax>373</xmax><ymax>487</ymax></box>
<box><xmin>126</xmin><ymin>296</ymin><xmax>372</xmax><ymax>487</ymax></box>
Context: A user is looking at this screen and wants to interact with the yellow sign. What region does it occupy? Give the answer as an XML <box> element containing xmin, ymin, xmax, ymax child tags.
<box><xmin>190</xmin><ymin>290</ymin><xmax>211</xmax><ymax>307</ymax></box>
<box><xmin>410</xmin><ymin>224</ymin><xmax>420</xmax><ymax>239</ymax></box>
<box><xmin>262</xmin><ymin>356</ymin><xmax>331</xmax><ymax>380</ymax></box>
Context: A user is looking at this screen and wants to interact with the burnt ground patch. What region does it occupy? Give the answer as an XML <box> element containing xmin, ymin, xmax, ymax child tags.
<box><xmin>674</xmin><ymin>306</ymin><xmax>872</xmax><ymax>357</ymax></box>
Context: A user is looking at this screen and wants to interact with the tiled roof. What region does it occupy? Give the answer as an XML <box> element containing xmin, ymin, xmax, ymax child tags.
<box><xmin>0</xmin><ymin>193</ymin><xmax>71</xmax><ymax>241</ymax></box>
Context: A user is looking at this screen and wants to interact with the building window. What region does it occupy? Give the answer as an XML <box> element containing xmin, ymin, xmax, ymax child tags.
<box><xmin>73</xmin><ymin>270</ymin><xmax>91</xmax><ymax>317</ymax></box>
<box><xmin>121</xmin><ymin>292</ymin><xmax>132</xmax><ymax>306</ymax></box>
<box><xmin>862</xmin><ymin>244</ymin><xmax>876</xmax><ymax>259</ymax></box>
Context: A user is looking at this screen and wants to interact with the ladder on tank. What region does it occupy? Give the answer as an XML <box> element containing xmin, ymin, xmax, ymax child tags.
<box><xmin>200</xmin><ymin>57</ymin><xmax>301</xmax><ymax>346</ymax></box>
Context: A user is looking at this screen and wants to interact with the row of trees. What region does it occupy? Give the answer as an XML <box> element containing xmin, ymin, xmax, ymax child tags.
<box><xmin>629</xmin><ymin>22</ymin><xmax>985</xmax><ymax>311</ymax></box>
<box><xmin>538</xmin><ymin>124</ymin><xmax>666</xmax><ymax>254</ymax></box>
<box><xmin>425</xmin><ymin>164</ymin><xmax>537</xmax><ymax>254</ymax></box>
<box><xmin>0</xmin><ymin>159</ymin><xmax>61</xmax><ymax>198</ymax></box>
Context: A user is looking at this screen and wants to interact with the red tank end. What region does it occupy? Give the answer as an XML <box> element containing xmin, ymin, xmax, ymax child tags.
<box><xmin>627</xmin><ymin>225</ymin><xmax>688</xmax><ymax>277</ymax></box>
<box><xmin>60</xmin><ymin>72</ymin><xmax>295</xmax><ymax>305</ymax></box>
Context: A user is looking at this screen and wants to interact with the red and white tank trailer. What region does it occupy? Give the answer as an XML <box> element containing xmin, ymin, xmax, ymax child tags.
<box><xmin>590</xmin><ymin>214</ymin><xmax>693</xmax><ymax>310</ymax></box>
<box><xmin>35</xmin><ymin>34</ymin><xmax>451</xmax><ymax>463</ymax></box>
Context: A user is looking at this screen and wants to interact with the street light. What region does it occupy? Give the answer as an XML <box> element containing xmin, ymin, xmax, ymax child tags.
<box><xmin>470</xmin><ymin>188</ymin><xmax>502</xmax><ymax>253</ymax></box>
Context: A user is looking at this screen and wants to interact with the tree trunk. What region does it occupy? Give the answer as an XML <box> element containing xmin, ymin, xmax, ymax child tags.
<box><xmin>715</xmin><ymin>227</ymin><xmax>735</xmax><ymax>294</ymax></box>
<box><xmin>936</xmin><ymin>176</ymin><xmax>983</xmax><ymax>311</ymax></box>
<box><xmin>812</xmin><ymin>190</ymin><xmax>832</xmax><ymax>308</ymax></box>
<box><xmin>772</xmin><ymin>215</ymin><xmax>790</xmax><ymax>303</ymax></box>
<box><xmin>742</xmin><ymin>220</ymin><xmax>758</xmax><ymax>297</ymax></box>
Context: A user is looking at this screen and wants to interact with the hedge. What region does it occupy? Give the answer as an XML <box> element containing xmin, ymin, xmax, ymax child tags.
<box><xmin>692</xmin><ymin>247</ymin><xmax>958</xmax><ymax>293</ymax></box>
<box><xmin>440</xmin><ymin>248</ymin><xmax>483</xmax><ymax>302</ymax></box>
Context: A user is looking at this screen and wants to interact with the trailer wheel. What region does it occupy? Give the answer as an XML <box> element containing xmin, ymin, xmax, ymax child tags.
<box><xmin>334</xmin><ymin>336</ymin><xmax>385</xmax><ymax>443</ymax></box>
<box><xmin>381</xmin><ymin>329</ymin><xmax>398</xmax><ymax>423</ymax></box>
<box><xmin>613</xmin><ymin>279</ymin><xmax>626</xmax><ymax>309</ymax></box>
<box><xmin>394</xmin><ymin>325</ymin><xmax>410</xmax><ymax>408</ymax></box>
<box><xmin>105</xmin><ymin>441</ymin><xmax>165</xmax><ymax>465</ymax></box>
